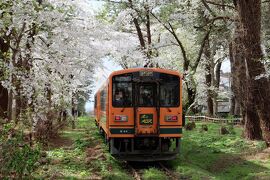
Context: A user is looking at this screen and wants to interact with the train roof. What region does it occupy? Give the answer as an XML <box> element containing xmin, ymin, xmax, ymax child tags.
<box><xmin>109</xmin><ymin>68</ymin><xmax>182</xmax><ymax>78</ymax></box>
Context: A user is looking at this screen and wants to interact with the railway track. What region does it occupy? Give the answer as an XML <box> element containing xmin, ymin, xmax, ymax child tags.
<box><xmin>158</xmin><ymin>161</ymin><xmax>179</xmax><ymax>180</ymax></box>
<box><xmin>123</xmin><ymin>161</ymin><xmax>179</xmax><ymax>180</ymax></box>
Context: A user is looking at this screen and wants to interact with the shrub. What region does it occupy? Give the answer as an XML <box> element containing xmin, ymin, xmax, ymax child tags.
<box><xmin>220</xmin><ymin>126</ymin><xmax>229</xmax><ymax>135</ymax></box>
<box><xmin>0</xmin><ymin>123</ymin><xmax>40</xmax><ymax>178</ymax></box>
<box><xmin>185</xmin><ymin>122</ymin><xmax>196</xmax><ymax>131</ymax></box>
<box><xmin>228</xmin><ymin>125</ymin><xmax>236</xmax><ymax>135</ymax></box>
<box><xmin>74</xmin><ymin>138</ymin><xmax>92</xmax><ymax>150</ymax></box>
<box><xmin>201</xmin><ymin>124</ymin><xmax>208</xmax><ymax>131</ymax></box>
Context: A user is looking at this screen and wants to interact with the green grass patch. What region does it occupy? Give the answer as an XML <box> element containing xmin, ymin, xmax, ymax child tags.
<box><xmin>32</xmin><ymin>117</ymin><xmax>270</xmax><ymax>179</ymax></box>
<box><xmin>33</xmin><ymin>116</ymin><xmax>130</xmax><ymax>179</ymax></box>
<box><xmin>142</xmin><ymin>168</ymin><xmax>167</xmax><ymax>180</ymax></box>
<box><xmin>170</xmin><ymin>122</ymin><xmax>270</xmax><ymax>179</ymax></box>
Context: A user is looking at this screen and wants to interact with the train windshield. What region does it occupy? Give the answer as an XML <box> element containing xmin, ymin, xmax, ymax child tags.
<box><xmin>112</xmin><ymin>72</ymin><xmax>180</xmax><ymax>107</ymax></box>
<box><xmin>138</xmin><ymin>84</ymin><xmax>156</xmax><ymax>107</ymax></box>
<box><xmin>112</xmin><ymin>74</ymin><xmax>133</xmax><ymax>107</ymax></box>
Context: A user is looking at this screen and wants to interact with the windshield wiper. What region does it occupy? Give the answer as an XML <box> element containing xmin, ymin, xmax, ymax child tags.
<box><xmin>121</xmin><ymin>107</ymin><xmax>125</xmax><ymax>112</ymax></box>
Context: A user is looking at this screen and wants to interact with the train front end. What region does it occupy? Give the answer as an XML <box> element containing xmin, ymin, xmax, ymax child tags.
<box><xmin>108</xmin><ymin>68</ymin><xmax>183</xmax><ymax>161</ymax></box>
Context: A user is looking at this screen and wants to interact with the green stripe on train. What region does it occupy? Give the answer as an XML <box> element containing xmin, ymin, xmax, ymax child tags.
<box><xmin>159</xmin><ymin>128</ymin><xmax>182</xmax><ymax>134</ymax></box>
<box><xmin>110</xmin><ymin>128</ymin><xmax>135</xmax><ymax>134</ymax></box>
<box><xmin>110</xmin><ymin>128</ymin><xmax>182</xmax><ymax>134</ymax></box>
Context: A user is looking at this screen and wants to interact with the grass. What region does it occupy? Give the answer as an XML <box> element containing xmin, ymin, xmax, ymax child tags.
<box><xmin>33</xmin><ymin>116</ymin><xmax>130</xmax><ymax>179</ymax></box>
<box><xmin>142</xmin><ymin>168</ymin><xmax>167</xmax><ymax>180</ymax></box>
<box><xmin>32</xmin><ymin>117</ymin><xmax>270</xmax><ymax>179</ymax></box>
<box><xmin>169</xmin><ymin>122</ymin><xmax>270</xmax><ymax>179</ymax></box>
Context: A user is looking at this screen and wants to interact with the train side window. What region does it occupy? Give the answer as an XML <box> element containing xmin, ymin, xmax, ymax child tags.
<box><xmin>159</xmin><ymin>74</ymin><xmax>180</xmax><ymax>107</ymax></box>
<box><xmin>160</xmin><ymin>83</ymin><xmax>179</xmax><ymax>107</ymax></box>
<box><xmin>113</xmin><ymin>82</ymin><xmax>133</xmax><ymax>107</ymax></box>
<box><xmin>112</xmin><ymin>74</ymin><xmax>133</xmax><ymax>107</ymax></box>
<box><xmin>100</xmin><ymin>89</ymin><xmax>107</xmax><ymax>111</ymax></box>
<box><xmin>94</xmin><ymin>95</ymin><xmax>97</xmax><ymax>108</ymax></box>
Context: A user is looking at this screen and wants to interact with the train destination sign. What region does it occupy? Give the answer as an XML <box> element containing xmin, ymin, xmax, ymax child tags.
<box><xmin>139</xmin><ymin>71</ymin><xmax>153</xmax><ymax>77</ymax></box>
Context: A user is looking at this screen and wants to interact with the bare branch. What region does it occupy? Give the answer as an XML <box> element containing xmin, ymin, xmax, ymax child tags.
<box><xmin>192</xmin><ymin>27</ymin><xmax>212</xmax><ymax>72</ymax></box>
<box><xmin>194</xmin><ymin>16</ymin><xmax>234</xmax><ymax>29</ymax></box>
<box><xmin>205</xmin><ymin>0</ymin><xmax>235</xmax><ymax>9</ymax></box>
<box><xmin>201</xmin><ymin>0</ymin><xmax>217</xmax><ymax>17</ymax></box>
<box><xmin>150</xmin><ymin>12</ymin><xmax>172</xmax><ymax>33</ymax></box>
<box><xmin>151</xmin><ymin>12</ymin><xmax>190</xmax><ymax>70</ymax></box>
<box><xmin>128</xmin><ymin>0</ymin><xmax>145</xmax><ymax>49</ymax></box>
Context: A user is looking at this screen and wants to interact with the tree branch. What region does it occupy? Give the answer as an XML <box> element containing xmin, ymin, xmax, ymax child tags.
<box><xmin>192</xmin><ymin>26</ymin><xmax>212</xmax><ymax>72</ymax></box>
<box><xmin>205</xmin><ymin>0</ymin><xmax>235</xmax><ymax>9</ymax></box>
<box><xmin>201</xmin><ymin>0</ymin><xmax>217</xmax><ymax>17</ymax></box>
<box><xmin>150</xmin><ymin>12</ymin><xmax>190</xmax><ymax>70</ymax></box>
<box><xmin>128</xmin><ymin>0</ymin><xmax>145</xmax><ymax>49</ymax></box>
<box><xmin>194</xmin><ymin>16</ymin><xmax>234</xmax><ymax>29</ymax></box>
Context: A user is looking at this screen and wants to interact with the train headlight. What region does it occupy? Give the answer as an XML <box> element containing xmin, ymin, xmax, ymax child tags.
<box><xmin>115</xmin><ymin>115</ymin><xmax>128</xmax><ymax>122</ymax></box>
<box><xmin>165</xmin><ymin>115</ymin><xmax>178</xmax><ymax>122</ymax></box>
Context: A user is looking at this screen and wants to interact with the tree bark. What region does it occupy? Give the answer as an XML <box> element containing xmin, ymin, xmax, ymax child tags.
<box><xmin>231</xmin><ymin>16</ymin><xmax>263</xmax><ymax>140</ymax></box>
<box><xmin>0</xmin><ymin>37</ymin><xmax>9</xmax><ymax>119</ymax></box>
<box><xmin>234</xmin><ymin>100</ymin><xmax>241</xmax><ymax>116</ymax></box>
<box><xmin>213</xmin><ymin>62</ymin><xmax>222</xmax><ymax>115</ymax></box>
<box><xmin>204</xmin><ymin>38</ymin><xmax>214</xmax><ymax>116</ymax></box>
<box><xmin>244</xmin><ymin>95</ymin><xmax>262</xmax><ymax>140</ymax></box>
<box><xmin>0</xmin><ymin>84</ymin><xmax>8</xmax><ymax>118</ymax></box>
<box><xmin>230</xmin><ymin>95</ymin><xmax>235</xmax><ymax>115</ymax></box>
<box><xmin>237</xmin><ymin>0</ymin><xmax>270</xmax><ymax>144</ymax></box>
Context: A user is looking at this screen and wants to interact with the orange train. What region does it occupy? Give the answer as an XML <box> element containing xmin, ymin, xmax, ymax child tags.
<box><xmin>94</xmin><ymin>68</ymin><xmax>184</xmax><ymax>161</ymax></box>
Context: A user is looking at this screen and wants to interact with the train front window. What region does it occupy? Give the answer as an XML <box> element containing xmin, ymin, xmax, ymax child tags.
<box><xmin>159</xmin><ymin>74</ymin><xmax>180</xmax><ymax>107</ymax></box>
<box><xmin>112</xmin><ymin>74</ymin><xmax>133</xmax><ymax>107</ymax></box>
<box><xmin>138</xmin><ymin>84</ymin><xmax>155</xmax><ymax>107</ymax></box>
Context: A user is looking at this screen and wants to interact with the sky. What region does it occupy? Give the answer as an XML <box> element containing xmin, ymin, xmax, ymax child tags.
<box><xmin>221</xmin><ymin>59</ymin><xmax>231</xmax><ymax>73</ymax></box>
<box><xmin>77</xmin><ymin>0</ymin><xmax>104</xmax><ymax>14</ymax></box>
<box><xmin>85</xmin><ymin>59</ymin><xmax>122</xmax><ymax>112</ymax></box>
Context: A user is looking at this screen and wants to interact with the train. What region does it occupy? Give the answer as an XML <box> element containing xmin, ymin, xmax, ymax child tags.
<box><xmin>94</xmin><ymin>68</ymin><xmax>183</xmax><ymax>161</ymax></box>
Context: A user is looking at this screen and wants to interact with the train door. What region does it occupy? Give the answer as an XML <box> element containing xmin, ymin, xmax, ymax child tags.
<box><xmin>135</xmin><ymin>83</ymin><xmax>158</xmax><ymax>135</ymax></box>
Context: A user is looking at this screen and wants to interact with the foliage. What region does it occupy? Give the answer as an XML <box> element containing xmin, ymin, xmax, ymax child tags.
<box><xmin>0</xmin><ymin>123</ymin><xmax>40</xmax><ymax>178</ymax></box>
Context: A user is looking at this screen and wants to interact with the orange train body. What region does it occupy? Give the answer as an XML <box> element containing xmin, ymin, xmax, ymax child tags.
<box><xmin>94</xmin><ymin>68</ymin><xmax>183</xmax><ymax>161</ymax></box>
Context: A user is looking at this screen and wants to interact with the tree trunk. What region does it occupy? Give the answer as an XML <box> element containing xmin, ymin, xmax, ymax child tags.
<box><xmin>230</xmin><ymin>12</ymin><xmax>263</xmax><ymax>140</ymax></box>
<box><xmin>7</xmin><ymin>89</ymin><xmax>13</xmax><ymax>121</ymax></box>
<box><xmin>244</xmin><ymin>95</ymin><xmax>262</xmax><ymax>140</ymax></box>
<box><xmin>237</xmin><ymin>0</ymin><xmax>270</xmax><ymax>144</ymax></box>
<box><xmin>229</xmin><ymin>42</ymin><xmax>241</xmax><ymax>117</ymax></box>
<box><xmin>213</xmin><ymin>62</ymin><xmax>222</xmax><ymax>116</ymax></box>
<box><xmin>230</xmin><ymin>95</ymin><xmax>235</xmax><ymax>115</ymax></box>
<box><xmin>215</xmin><ymin>62</ymin><xmax>222</xmax><ymax>88</ymax></box>
<box><xmin>0</xmin><ymin>36</ymin><xmax>10</xmax><ymax>119</ymax></box>
<box><xmin>234</xmin><ymin>100</ymin><xmax>241</xmax><ymax>116</ymax></box>
<box><xmin>71</xmin><ymin>95</ymin><xmax>77</xmax><ymax>129</ymax></box>
<box><xmin>185</xmin><ymin>83</ymin><xmax>197</xmax><ymax>113</ymax></box>
<box><xmin>203</xmin><ymin>37</ymin><xmax>214</xmax><ymax>116</ymax></box>
<box><xmin>0</xmin><ymin>84</ymin><xmax>8</xmax><ymax>118</ymax></box>
<box><xmin>229</xmin><ymin>46</ymin><xmax>236</xmax><ymax>117</ymax></box>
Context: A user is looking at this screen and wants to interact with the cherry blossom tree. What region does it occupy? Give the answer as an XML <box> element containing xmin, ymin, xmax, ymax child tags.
<box><xmin>0</xmin><ymin>0</ymin><xmax>109</xmax><ymax>138</ymax></box>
